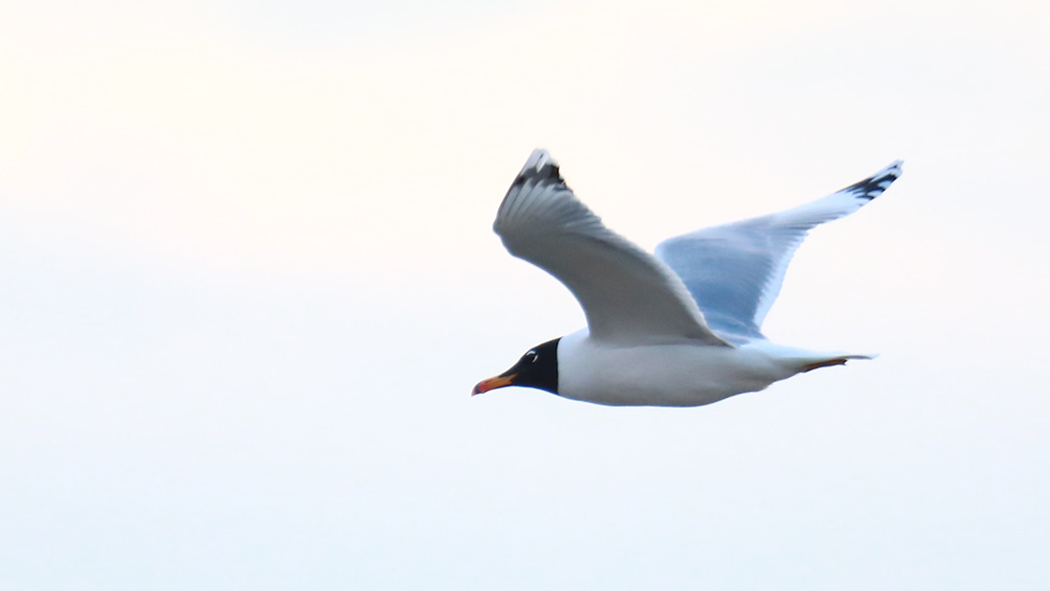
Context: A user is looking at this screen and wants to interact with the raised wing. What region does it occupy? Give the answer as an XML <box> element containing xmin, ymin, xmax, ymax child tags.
<box><xmin>495</xmin><ymin>149</ymin><xmax>730</xmax><ymax>347</ymax></box>
<box><xmin>655</xmin><ymin>161</ymin><xmax>903</xmax><ymax>343</ymax></box>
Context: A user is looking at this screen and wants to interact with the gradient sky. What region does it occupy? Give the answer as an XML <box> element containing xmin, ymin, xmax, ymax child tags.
<box><xmin>2</xmin><ymin>1</ymin><xmax>1049</xmax><ymax>589</ymax></box>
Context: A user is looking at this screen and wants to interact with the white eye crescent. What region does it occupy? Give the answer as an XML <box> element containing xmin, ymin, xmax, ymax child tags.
<box><xmin>524</xmin><ymin>351</ymin><xmax>539</xmax><ymax>363</ymax></box>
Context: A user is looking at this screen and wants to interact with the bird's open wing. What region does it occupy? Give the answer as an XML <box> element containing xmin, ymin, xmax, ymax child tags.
<box><xmin>655</xmin><ymin>161</ymin><xmax>903</xmax><ymax>344</ymax></box>
<box><xmin>495</xmin><ymin>149</ymin><xmax>730</xmax><ymax>347</ymax></box>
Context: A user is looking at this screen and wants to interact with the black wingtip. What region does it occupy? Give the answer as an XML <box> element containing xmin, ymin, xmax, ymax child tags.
<box><xmin>509</xmin><ymin>149</ymin><xmax>570</xmax><ymax>191</ymax></box>
<box><xmin>840</xmin><ymin>160</ymin><xmax>904</xmax><ymax>201</ymax></box>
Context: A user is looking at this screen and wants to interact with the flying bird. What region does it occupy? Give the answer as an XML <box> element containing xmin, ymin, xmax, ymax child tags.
<box><xmin>473</xmin><ymin>150</ymin><xmax>903</xmax><ymax>407</ymax></box>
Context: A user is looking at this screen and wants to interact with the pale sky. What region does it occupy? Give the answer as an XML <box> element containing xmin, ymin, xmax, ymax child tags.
<box><xmin>1</xmin><ymin>1</ymin><xmax>1048</xmax><ymax>589</ymax></box>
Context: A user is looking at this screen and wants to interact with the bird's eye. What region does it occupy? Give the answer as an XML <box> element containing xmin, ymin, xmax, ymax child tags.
<box><xmin>524</xmin><ymin>350</ymin><xmax>539</xmax><ymax>363</ymax></box>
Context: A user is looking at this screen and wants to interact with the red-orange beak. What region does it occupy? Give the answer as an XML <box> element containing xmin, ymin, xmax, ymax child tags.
<box><xmin>471</xmin><ymin>373</ymin><xmax>518</xmax><ymax>396</ymax></box>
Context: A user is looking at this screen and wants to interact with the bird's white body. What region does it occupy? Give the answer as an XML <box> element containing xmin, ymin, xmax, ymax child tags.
<box><xmin>557</xmin><ymin>329</ymin><xmax>856</xmax><ymax>407</ymax></box>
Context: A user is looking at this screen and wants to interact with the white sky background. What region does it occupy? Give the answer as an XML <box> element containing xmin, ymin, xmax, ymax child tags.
<box><xmin>1</xmin><ymin>0</ymin><xmax>1049</xmax><ymax>588</ymax></box>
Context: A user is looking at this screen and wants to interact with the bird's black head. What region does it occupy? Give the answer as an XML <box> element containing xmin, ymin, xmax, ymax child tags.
<box><xmin>472</xmin><ymin>338</ymin><xmax>560</xmax><ymax>396</ymax></box>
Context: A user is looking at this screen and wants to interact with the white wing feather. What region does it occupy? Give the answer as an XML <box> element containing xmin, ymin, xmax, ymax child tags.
<box><xmin>655</xmin><ymin>161</ymin><xmax>903</xmax><ymax>343</ymax></box>
<box><xmin>495</xmin><ymin>150</ymin><xmax>730</xmax><ymax>347</ymax></box>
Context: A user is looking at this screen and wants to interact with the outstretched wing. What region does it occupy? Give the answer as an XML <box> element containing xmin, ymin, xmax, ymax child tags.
<box><xmin>495</xmin><ymin>149</ymin><xmax>730</xmax><ymax>347</ymax></box>
<box><xmin>655</xmin><ymin>161</ymin><xmax>903</xmax><ymax>343</ymax></box>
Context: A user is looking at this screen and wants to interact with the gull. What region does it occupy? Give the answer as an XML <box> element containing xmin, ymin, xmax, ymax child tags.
<box><xmin>473</xmin><ymin>150</ymin><xmax>903</xmax><ymax>407</ymax></box>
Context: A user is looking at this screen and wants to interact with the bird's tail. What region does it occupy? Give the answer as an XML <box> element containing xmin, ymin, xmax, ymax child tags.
<box><xmin>798</xmin><ymin>353</ymin><xmax>877</xmax><ymax>373</ymax></box>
